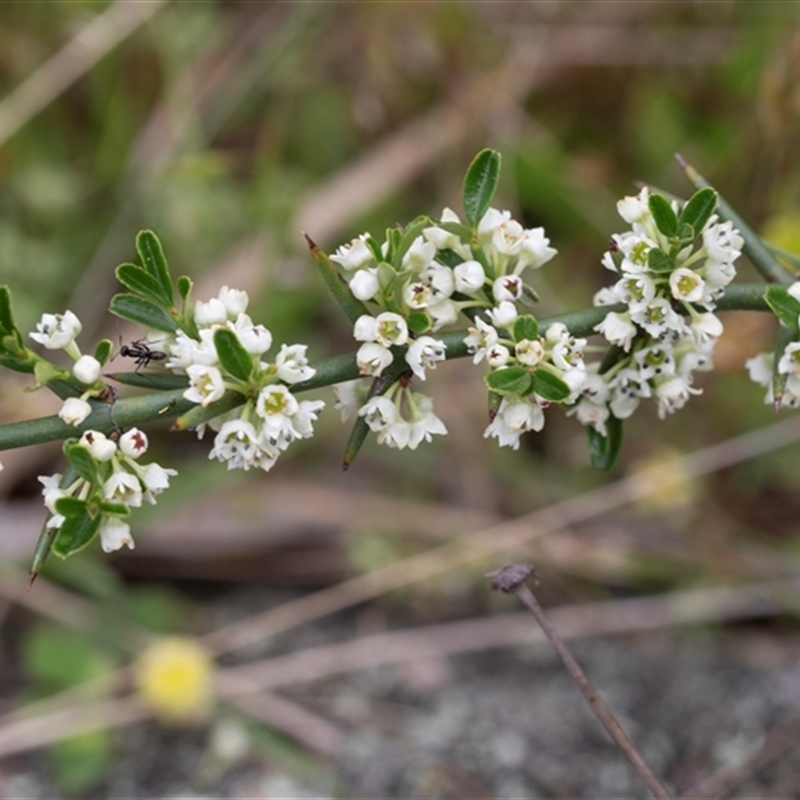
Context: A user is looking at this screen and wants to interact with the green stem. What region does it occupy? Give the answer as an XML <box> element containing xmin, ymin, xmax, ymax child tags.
<box><xmin>0</xmin><ymin>282</ymin><xmax>777</xmax><ymax>453</ymax></box>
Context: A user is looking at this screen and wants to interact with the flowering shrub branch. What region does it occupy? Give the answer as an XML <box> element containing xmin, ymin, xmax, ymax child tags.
<box><xmin>0</xmin><ymin>150</ymin><xmax>796</xmax><ymax>579</ymax></box>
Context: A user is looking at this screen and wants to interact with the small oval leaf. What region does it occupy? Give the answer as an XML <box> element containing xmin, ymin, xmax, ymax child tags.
<box><xmin>63</xmin><ymin>442</ymin><xmax>99</xmax><ymax>484</ymax></box>
<box><xmin>485</xmin><ymin>366</ymin><xmax>534</xmax><ymax>396</ymax></box>
<box><xmin>109</xmin><ymin>294</ymin><xmax>178</xmax><ymax>333</ymax></box>
<box><xmin>136</xmin><ymin>230</ymin><xmax>173</xmax><ymax>305</ymax></box>
<box><xmin>513</xmin><ymin>315</ymin><xmax>539</xmax><ymax>343</ymax></box>
<box><xmin>463</xmin><ymin>149</ymin><xmax>502</xmax><ymax>228</ymax></box>
<box><xmin>648</xmin><ymin>194</ymin><xmax>679</xmax><ymax>238</ymax></box>
<box><xmin>678</xmin><ymin>187</ymin><xmax>717</xmax><ymax>236</ymax></box>
<box><xmin>93</xmin><ymin>339</ymin><xmax>113</xmax><ymax>366</ymax></box>
<box><xmin>765</xmin><ymin>286</ymin><xmax>800</xmax><ymax>331</ymax></box>
<box><xmin>116</xmin><ymin>264</ymin><xmax>170</xmax><ymax>307</ymax></box>
<box><xmin>52</xmin><ymin>512</ymin><xmax>102</xmax><ymax>558</ymax></box>
<box><xmin>213</xmin><ymin>328</ymin><xmax>254</xmax><ymax>383</ymax></box>
<box><xmin>647</xmin><ymin>247</ymin><xmax>674</xmax><ymax>273</ymax></box>
<box><xmin>531</xmin><ymin>369</ymin><xmax>571</xmax><ymax>402</ymax></box>
<box><xmin>588</xmin><ymin>415</ymin><xmax>623</xmax><ymax>471</ymax></box>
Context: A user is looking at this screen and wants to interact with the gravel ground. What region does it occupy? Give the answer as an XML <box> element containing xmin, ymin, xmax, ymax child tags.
<box><xmin>2</xmin><ymin>597</ymin><xmax>800</xmax><ymax>799</ymax></box>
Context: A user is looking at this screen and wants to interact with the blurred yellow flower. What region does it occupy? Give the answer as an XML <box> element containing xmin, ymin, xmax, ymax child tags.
<box><xmin>631</xmin><ymin>447</ymin><xmax>699</xmax><ymax>518</ymax></box>
<box><xmin>135</xmin><ymin>636</ymin><xmax>214</xmax><ymax>724</ymax></box>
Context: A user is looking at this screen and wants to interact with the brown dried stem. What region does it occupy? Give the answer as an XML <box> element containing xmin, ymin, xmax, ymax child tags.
<box><xmin>489</xmin><ymin>564</ymin><xmax>673</xmax><ymax>800</ymax></box>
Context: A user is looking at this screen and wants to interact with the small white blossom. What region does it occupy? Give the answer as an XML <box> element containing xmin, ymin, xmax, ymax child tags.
<box><xmin>788</xmin><ymin>282</ymin><xmax>800</xmax><ymax>304</ymax></box>
<box><xmin>690</xmin><ymin>312</ymin><xmax>723</xmax><ymax>343</ymax></box>
<box><xmin>404</xmin><ymin>282</ymin><xmax>432</xmax><ymax>309</ymax></box>
<box><xmin>194</xmin><ymin>297</ymin><xmax>228</xmax><ymax>327</ymax></box>
<box><xmin>99</xmin><ymin>517</ymin><xmax>134</xmax><ymax>553</ymax></box>
<box><xmin>168</xmin><ymin>329</ymin><xmax>219</xmax><ymax>370</ymax></box>
<box><xmin>233</xmin><ymin>316</ymin><xmax>273</xmax><ymax>355</ymax></box>
<box><xmin>421</xmin><ymin>264</ymin><xmax>455</xmax><ymax>302</ymax></box>
<box><xmin>73</xmin><ymin>355</ymin><xmax>101</xmax><ymax>385</ymax></box>
<box><xmin>702</xmin><ymin>220</ymin><xmax>743</xmax><ymax>263</ymax></box>
<box><xmin>209</xmin><ymin>419</ymin><xmax>260</xmax><ymax>470</ymax></box>
<box><xmin>373</xmin><ymin>313</ymin><xmax>408</xmax><ymax>347</ymax></box>
<box><xmin>119</xmin><ymin>428</ymin><xmax>149</xmax><ymax>459</ymax></box>
<box><xmin>487</xmin><ymin>301</ymin><xmax>519</xmax><ymax>328</ymax></box>
<box><xmin>185</xmin><ymin>364</ymin><xmax>226</xmax><ymax>406</ymax></box>
<box><xmin>453</xmin><ymin>260</ymin><xmax>486</xmax><ymax>293</ymax></box>
<box><xmin>39</xmin><ymin>473</ymin><xmax>67</xmax><ymax>515</ymax></box>
<box><xmin>59</xmin><ymin>397</ymin><xmax>92</xmax><ymax>427</ymax></box>
<box><xmin>217</xmin><ymin>286</ymin><xmax>249</xmax><ymax>318</ymax></box>
<box><xmin>492</xmin><ymin>275</ymin><xmax>523</xmax><ymax>304</ymax></box>
<box><xmin>464</xmin><ymin>318</ymin><xmax>498</xmax><ymax>364</ymax></box>
<box><xmin>746</xmin><ymin>352</ymin><xmax>773</xmax><ymax>386</ymax></box>
<box><xmin>104</xmin><ymin>471</ymin><xmax>143</xmax><ymax>508</ymax></box>
<box><xmin>654</xmin><ymin>375</ymin><xmax>701</xmax><ymax>418</ymax></box>
<box><xmin>484</xmin><ymin>397</ymin><xmax>545</xmax><ymax>449</ymax></box>
<box><xmin>486</xmin><ymin>344</ymin><xmax>511</xmax><ymax>368</ymax></box>
<box><xmin>30</xmin><ymin>311</ymin><xmax>82</xmax><ymax>351</ymax></box>
<box><xmin>427</xmin><ymin>299</ymin><xmax>459</xmax><ymax>331</ymax></box>
<box><xmin>406</xmin><ymin>336</ymin><xmax>446</xmax><ymax>380</ymax></box>
<box><xmin>617</xmin><ymin>187</ymin><xmax>650</xmax><ymax>224</ymax></box>
<box><xmin>517</xmin><ymin>227</ymin><xmax>557</xmax><ymax>271</ymax></box>
<box><xmin>330</xmin><ymin>234</ymin><xmax>373</xmax><ymax>271</ymax></box>
<box><xmin>595</xmin><ymin>310</ymin><xmax>637</xmax><ymax>351</ymax></box>
<box><xmin>356</xmin><ymin>341</ymin><xmax>393</xmax><ymax>376</ymax></box>
<box><xmin>332</xmin><ymin>380</ymin><xmax>369</xmax><ymax>422</ymax></box>
<box><xmin>359</xmin><ymin>396</ymin><xmax>398</xmax><ymax>434</ymax></box>
<box><xmin>402</xmin><ymin>236</ymin><xmax>437</xmax><ymax>273</ymax></box>
<box><xmin>139</xmin><ymin>462</ymin><xmax>177</xmax><ymax>502</ymax></box>
<box><xmin>669</xmin><ymin>268</ymin><xmax>705</xmax><ymax>303</ymax></box>
<box><xmin>515</xmin><ymin>338</ymin><xmax>545</xmax><ymax>367</ymax></box>
<box><xmin>275</xmin><ymin>343</ymin><xmax>315</xmax><ymax>384</ymax></box>
<box><xmin>349</xmin><ymin>268</ymin><xmax>380</xmax><ymax>301</ymax></box>
<box><xmin>79</xmin><ymin>430</ymin><xmax>117</xmax><ymax>461</ymax></box>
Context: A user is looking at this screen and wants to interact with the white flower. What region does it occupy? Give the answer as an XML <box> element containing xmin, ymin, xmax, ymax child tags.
<box><xmin>492</xmin><ymin>276</ymin><xmax>523</xmax><ymax>303</ymax></box>
<box><xmin>291</xmin><ymin>399</ymin><xmax>325</xmax><ymax>438</ymax></box>
<box><xmin>185</xmin><ymin>364</ymin><xmax>226</xmax><ymax>406</ymax></box>
<box><xmin>669</xmin><ymin>268</ymin><xmax>705</xmax><ymax>303</ymax></box>
<box><xmin>39</xmin><ymin>473</ymin><xmax>66</xmax><ymax>515</ymax></box>
<box><xmin>464</xmin><ymin>318</ymin><xmax>498</xmax><ymax>364</ymax></box>
<box><xmin>746</xmin><ymin>352</ymin><xmax>773</xmax><ymax>386</ymax></box>
<box><xmin>422</xmin><ymin>208</ymin><xmax>468</xmax><ymax>253</ymax></box>
<box><xmin>570</xmin><ymin>397</ymin><xmax>610</xmax><ymax>436</ymax></box>
<box><xmin>788</xmin><ymin>282</ymin><xmax>800</xmax><ymax>304</ymax></box>
<box><xmin>595</xmin><ymin>311</ymin><xmax>637</xmax><ymax>351</ymax></box>
<box><xmin>233</xmin><ymin>316</ymin><xmax>273</xmax><ymax>355</ymax></box>
<box><xmin>275</xmin><ymin>343</ymin><xmax>315</xmax><ymax>384</ymax></box>
<box><xmin>255</xmin><ymin>385</ymin><xmax>300</xmax><ymax>442</ymax></box>
<box><xmin>453</xmin><ymin>260</ymin><xmax>486</xmax><ymax>293</ymax></box>
<box><xmin>332</xmin><ymin>380</ymin><xmax>369</xmax><ymax>422</ymax></box>
<box><xmin>702</xmin><ymin>221</ymin><xmax>743</xmax><ymax>263</ymax></box>
<box><xmin>209</xmin><ymin>419</ymin><xmax>260</xmax><ymax>470</ymax></box>
<box><xmin>634</xmin><ymin>344</ymin><xmax>676</xmax><ymax>381</ymax></box>
<box><xmin>617</xmin><ymin>187</ymin><xmax>650</xmax><ymax>224</ymax></box>
<box><xmin>616</xmin><ymin>273</ymin><xmax>656</xmax><ymax>310</ymax></box>
<box><xmin>349</xmin><ymin>268</ymin><xmax>380</xmax><ymax>301</ymax></box>
<box><xmin>608</xmin><ymin>368</ymin><xmax>650</xmax><ymax>419</ymax></box>
<box><xmin>427</xmin><ymin>300</ymin><xmax>459</xmax><ymax>331</ymax></box>
<box><xmin>356</xmin><ymin>341</ymin><xmax>393</xmax><ymax>376</ymax></box>
<box><xmin>119</xmin><ymin>428</ymin><xmax>149</xmax><ymax>459</ymax></box>
<box><xmin>168</xmin><ymin>329</ymin><xmax>219</xmax><ymax>370</ymax></box>
<box><xmin>217</xmin><ymin>286</ymin><xmax>249</xmax><ymax>318</ymax></box>
<box><xmin>402</xmin><ymin>236</ymin><xmax>437</xmax><ymax>272</ymax></box>
<box><xmin>30</xmin><ymin>311</ymin><xmax>82</xmax><ymax>351</ymax></box>
<box><xmin>690</xmin><ymin>312</ymin><xmax>723</xmax><ymax>343</ymax></box>
<box><xmin>353</xmin><ymin>314</ymin><xmax>378</xmax><ymax>342</ymax></box>
<box><xmin>407</xmin><ymin>393</ymin><xmax>447</xmax><ymax>448</ymax></box>
<box><xmin>550</xmin><ymin>332</ymin><xmax>586</xmax><ymax>372</ymax></box>
<box><xmin>139</xmin><ymin>462</ymin><xmax>177</xmax><ymax>501</ymax></box>
<box><xmin>778</xmin><ymin>342</ymin><xmax>800</xmax><ymax>377</ymax></box>
<box><xmin>517</xmin><ymin>227</ymin><xmax>557</xmax><ymax>271</ymax></box>
<box><xmin>405</xmin><ymin>336</ymin><xmax>446</xmax><ymax>380</ymax></box>
<box><xmin>654</xmin><ymin>375</ymin><xmax>701</xmax><ymax>418</ymax></box>
<box><xmin>487</xmin><ymin>301</ymin><xmax>518</xmax><ymax>328</ymax></box>
<box><xmin>484</xmin><ymin>397</ymin><xmax>545</xmax><ymax>449</ymax></box>
<box><xmin>59</xmin><ymin>397</ymin><xmax>92</xmax><ymax>427</ymax></box>
<box><xmin>515</xmin><ymin>338</ymin><xmax>544</xmax><ymax>367</ymax></box>
<box><xmin>330</xmin><ymin>234</ymin><xmax>373</xmax><ymax>271</ymax></box>
<box><xmin>487</xmin><ymin>344</ymin><xmax>511</xmax><ymax>368</ymax></box>
<box><xmin>194</xmin><ymin>297</ymin><xmax>228</xmax><ymax>327</ymax></box>
<box><xmin>373</xmin><ymin>312</ymin><xmax>408</xmax><ymax>347</ymax></box>
<box><xmin>630</xmin><ymin>298</ymin><xmax>688</xmax><ymax>339</ymax></box>
<box><xmin>99</xmin><ymin>517</ymin><xmax>134</xmax><ymax>553</ymax></box>
<box><xmin>103</xmin><ymin>471</ymin><xmax>143</xmax><ymax>508</ymax></box>
<box><xmin>79</xmin><ymin>430</ymin><xmax>117</xmax><ymax>461</ymax></box>
<box><xmin>359</xmin><ymin>396</ymin><xmax>398</xmax><ymax>433</ymax></box>
<box><xmin>404</xmin><ymin>282</ymin><xmax>432</xmax><ymax>309</ymax></box>
<box><xmin>73</xmin><ymin>355</ymin><xmax>101</xmax><ymax>385</ymax></box>
<box><xmin>594</xmin><ymin>286</ymin><xmax>623</xmax><ymax>306</ymax></box>
<box><xmin>421</xmin><ymin>264</ymin><xmax>455</xmax><ymax>301</ymax></box>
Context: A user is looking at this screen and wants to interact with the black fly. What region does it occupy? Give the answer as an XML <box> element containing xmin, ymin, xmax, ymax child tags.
<box><xmin>120</xmin><ymin>338</ymin><xmax>167</xmax><ymax>372</ymax></box>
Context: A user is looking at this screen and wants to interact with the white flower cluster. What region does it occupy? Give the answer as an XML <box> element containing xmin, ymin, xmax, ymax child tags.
<box><xmin>330</xmin><ymin>206</ymin><xmax>557</xmax><ymax>450</ymax></box>
<box><xmin>29</xmin><ymin>310</ymin><xmax>104</xmax><ymax>426</ymax></box>
<box><xmin>164</xmin><ymin>286</ymin><xmax>324</xmax><ymax>472</ymax></box>
<box><xmin>747</xmin><ymin>282</ymin><xmax>800</xmax><ymax>408</ymax></box>
<box><xmin>579</xmin><ymin>187</ymin><xmax>743</xmax><ymax>431</ymax></box>
<box><xmin>39</xmin><ymin>427</ymin><xmax>176</xmax><ymax>552</ymax></box>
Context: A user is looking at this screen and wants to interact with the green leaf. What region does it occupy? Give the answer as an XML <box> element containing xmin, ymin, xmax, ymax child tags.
<box><xmin>407</xmin><ymin>311</ymin><xmax>431</xmax><ymax>335</ymax></box>
<box><xmin>54</xmin><ymin>496</ymin><xmax>89</xmax><ymax>519</ymax></box>
<box><xmin>177</xmin><ymin>275</ymin><xmax>193</xmax><ymax>303</ymax></box>
<box><xmin>136</xmin><ymin>230</ymin><xmax>173</xmax><ymax>306</ymax></box>
<box><xmin>765</xmin><ymin>286</ymin><xmax>800</xmax><ymax>331</ymax></box>
<box><xmin>394</xmin><ymin>218</ymin><xmax>431</xmax><ymax>268</ymax></box>
<box><xmin>676</xmin><ymin>222</ymin><xmax>695</xmax><ymax>243</ymax></box>
<box><xmin>0</xmin><ymin>286</ymin><xmax>16</xmax><ymax>334</ymax></box>
<box><xmin>647</xmin><ymin>247</ymin><xmax>674</xmax><ymax>273</ymax></box>
<box><xmin>98</xmin><ymin>501</ymin><xmax>130</xmax><ymax>517</ymax></box>
<box><xmin>213</xmin><ymin>328</ymin><xmax>254</xmax><ymax>382</ymax></box>
<box><xmin>435</xmin><ymin>220</ymin><xmax>474</xmax><ymax>241</ymax></box>
<box><xmin>53</xmin><ymin>731</ymin><xmax>110</xmax><ymax>796</ymax></box>
<box><xmin>678</xmin><ymin>187</ymin><xmax>717</xmax><ymax>238</ymax></box>
<box><xmin>648</xmin><ymin>194</ymin><xmax>679</xmax><ymax>238</ymax></box>
<box><xmin>63</xmin><ymin>442</ymin><xmax>100</xmax><ymax>484</ymax></box>
<box><xmin>531</xmin><ymin>368</ymin><xmax>571</xmax><ymax>402</ymax></box>
<box><xmin>485</xmin><ymin>366</ymin><xmax>534</xmax><ymax>396</ymax></box>
<box><xmin>305</xmin><ymin>234</ymin><xmax>369</xmax><ymax>325</ymax></box>
<box><xmin>109</xmin><ymin>294</ymin><xmax>178</xmax><ymax>333</ymax></box>
<box><xmin>106</xmin><ymin>371</ymin><xmax>188</xmax><ymax>390</ymax></box>
<box><xmin>115</xmin><ymin>264</ymin><xmax>170</xmax><ymax>307</ymax></box>
<box><xmin>52</xmin><ymin>512</ymin><xmax>102</xmax><ymax>558</ymax></box>
<box><xmin>463</xmin><ymin>149</ymin><xmax>501</xmax><ymax>228</ymax></box>
<box><xmin>93</xmin><ymin>339</ymin><xmax>113</xmax><ymax>366</ymax></box>
<box><xmin>513</xmin><ymin>315</ymin><xmax>539</xmax><ymax>342</ymax></box>
<box><xmin>588</xmin><ymin>415</ymin><xmax>623</xmax><ymax>471</ymax></box>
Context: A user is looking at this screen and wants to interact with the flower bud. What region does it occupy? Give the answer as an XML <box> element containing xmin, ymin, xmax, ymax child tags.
<box><xmin>59</xmin><ymin>397</ymin><xmax>92</xmax><ymax>427</ymax></box>
<box><xmin>73</xmin><ymin>355</ymin><xmax>101</xmax><ymax>385</ymax></box>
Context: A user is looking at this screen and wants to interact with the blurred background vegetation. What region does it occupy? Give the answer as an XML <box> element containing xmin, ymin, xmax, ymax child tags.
<box><xmin>1</xmin><ymin>1</ymin><xmax>800</xmax><ymax>797</ymax></box>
